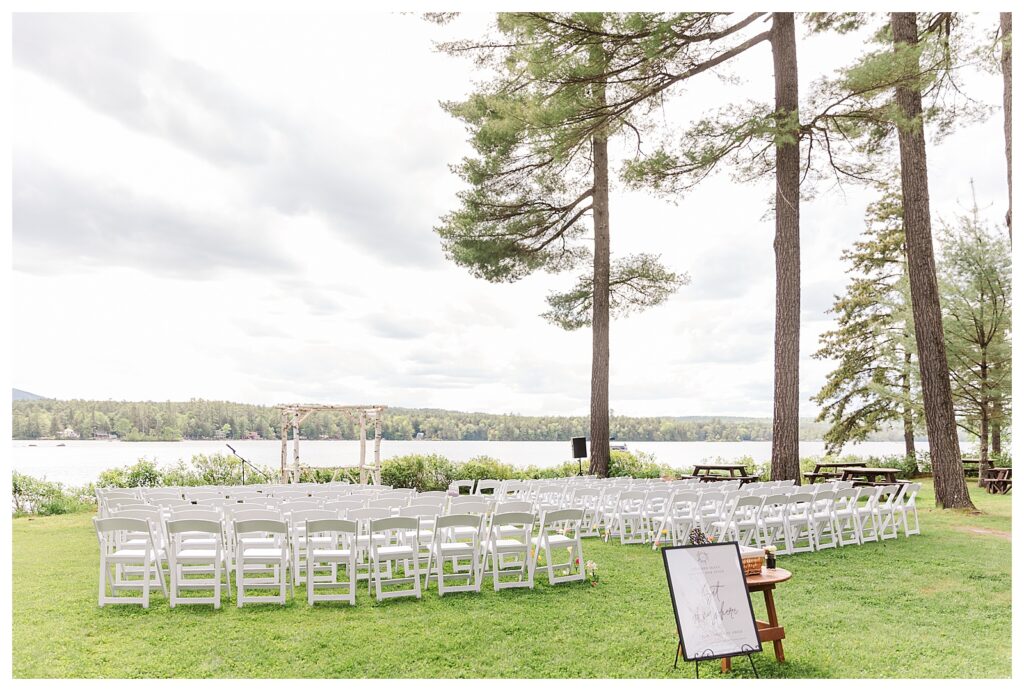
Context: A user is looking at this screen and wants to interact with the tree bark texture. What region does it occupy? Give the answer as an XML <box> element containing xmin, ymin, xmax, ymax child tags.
<box><xmin>891</xmin><ymin>12</ymin><xmax>975</xmax><ymax>509</ymax></box>
<box><xmin>589</xmin><ymin>131</ymin><xmax>611</xmax><ymax>478</ymax></box>
<box><xmin>1001</xmin><ymin>13</ymin><xmax>1012</xmax><ymax>242</ymax></box>
<box><xmin>769</xmin><ymin>13</ymin><xmax>802</xmax><ymax>483</ymax></box>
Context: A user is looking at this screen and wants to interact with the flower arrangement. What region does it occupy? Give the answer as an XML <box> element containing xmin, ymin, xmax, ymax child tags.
<box><xmin>585</xmin><ymin>560</ymin><xmax>599</xmax><ymax>586</ymax></box>
<box><xmin>764</xmin><ymin>544</ymin><xmax>778</xmax><ymax>569</ymax></box>
<box><xmin>688</xmin><ymin>527</ymin><xmax>714</xmax><ymax>545</ymax></box>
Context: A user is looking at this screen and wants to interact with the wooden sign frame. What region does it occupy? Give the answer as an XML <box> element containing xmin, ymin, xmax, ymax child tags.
<box><xmin>662</xmin><ymin>542</ymin><xmax>762</xmax><ymax>663</ymax></box>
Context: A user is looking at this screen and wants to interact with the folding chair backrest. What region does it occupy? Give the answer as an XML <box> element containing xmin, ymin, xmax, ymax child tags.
<box><xmin>306</xmin><ymin>518</ymin><xmax>358</xmax><ymax>536</ymax></box>
<box><xmin>449</xmin><ymin>480</ymin><xmax>476</xmax><ymax>495</ymax></box>
<box><xmin>408</xmin><ymin>497</ymin><xmax>446</xmax><ymax>510</ymax></box>
<box><xmin>166</xmin><ymin>518</ymin><xmax>222</xmax><ymax>536</ymax></box>
<box><xmin>325</xmin><ymin>499</ymin><xmax>366</xmax><ymax>513</ymax></box>
<box><xmin>400</xmin><ymin>506</ymin><xmax>441</xmax><ymax>519</ymax></box>
<box><xmin>447</xmin><ymin>500</ymin><xmax>492</xmax><ymax>515</ymax></box>
<box><xmin>369</xmin><ymin>516</ymin><xmax>418</xmax><ymax>534</ymax></box>
<box><xmin>491</xmin><ymin>511</ymin><xmax>535</xmax><ymax>529</ymax></box>
<box><xmin>95</xmin><ymin>516</ymin><xmax>151</xmax><ymax>535</ymax></box>
<box><xmin>475</xmin><ymin>480</ymin><xmax>502</xmax><ymax>495</ymax></box>
<box><xmin>434</xmin><ymin>513</ymin><xmax>482</xmax><ymax>531</ymax></box>
<box><xmin>169</xmin><ymin>507</ymin><xmax>221</xmax><ymax>521</ymax></box>
<box><xmin>234</xmin><ymin>519</ymin><xmax>288</xmax><ymax>536</ymax></box>
<box><xmin>540</xmin><ymin>508</ymin><xmax>583</xmax><ymax>535</ymax></box>
<box><xmin>496</xmin><ymin>500</ymin><xmax>533</xmax><ymax>513</ymax></box>
<box><xmin>232</xmin><ymin>508</ymin><xmax>282</xmax><ymax>522</ymax></box>
<box><xmin>368</xmin><ymin>498</ymin><xmax>407</xmax><ymax>511</ymax></box>
<box><xmin>290</xmin><ymin>509</ymin><xmax>338</xmax><ymax>527</ymax></box>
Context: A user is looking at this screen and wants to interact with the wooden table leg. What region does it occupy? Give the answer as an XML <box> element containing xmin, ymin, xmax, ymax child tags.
<box><xmin>763</xmin><ymin>587</ymin><xmax>785</xmax><ymax>662</ymax></box>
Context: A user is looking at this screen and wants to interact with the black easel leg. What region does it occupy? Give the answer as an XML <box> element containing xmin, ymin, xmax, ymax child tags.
<box><xmin>695</xmin><ymin>660</ymin><xmax>699</xmax><ymax>679</ymax></box>
<box><xmin>747</xmin><ymin>654</ymin><xmax>759</xmax><ymax>679</ymax></box>
<box><xmin>673</xmin><ymin>644</ymin><xmax>680</xmax><ymax>669</ymax></box>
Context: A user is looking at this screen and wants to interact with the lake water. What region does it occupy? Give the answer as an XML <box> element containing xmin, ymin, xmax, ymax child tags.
<box><xmin>9</xmin><ymin>439</ymin><xmax>925</xmax><ymax>485</ymax></box>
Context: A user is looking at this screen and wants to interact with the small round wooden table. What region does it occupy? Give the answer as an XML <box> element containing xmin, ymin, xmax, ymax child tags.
<box><xmin>721</xmin><ymin>567</ymin><xmax>792</xmax><ymax>672</ymax></box>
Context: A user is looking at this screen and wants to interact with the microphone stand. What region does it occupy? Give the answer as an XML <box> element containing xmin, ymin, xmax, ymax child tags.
<box><xmin>226</xmin><ymin>444</ymin><xmax>272</xmax><ymax>485</ymax></box>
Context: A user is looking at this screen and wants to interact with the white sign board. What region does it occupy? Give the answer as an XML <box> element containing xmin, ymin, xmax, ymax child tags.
<box><xmin>662</xmin><ymin>543</ymin><xmax>762</xmax><ymax>662</ymax></box>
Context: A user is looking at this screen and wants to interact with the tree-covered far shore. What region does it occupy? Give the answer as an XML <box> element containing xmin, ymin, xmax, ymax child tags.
<box><xmin>11</xmin><ymin>397</ymin><xmax>922</xmax><ymax>444</ymax></box>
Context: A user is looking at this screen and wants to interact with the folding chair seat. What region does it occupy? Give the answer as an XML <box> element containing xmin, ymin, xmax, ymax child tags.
<box><xmin>306</xmin><ymin>519</ymin><xmax>359</xmax><ymax>605</ymax></box>
<box><xmin>93</xmin><ymin>517</ymin><xmax>167</xmax><ymax>607</ymax></box>
<box><xmin>893</xmin><ymin>482</ymin><xmax>921</xmax><ymax>537</ymax></box>
<box><xmin>719</xmin><ymin>495</ymin><xmax>765</xmax><ymax>546</ymax></box>
<box><xmin>165</xmin><ymin>518</ymin><xmax>224</xmax><ymax>608</ymax></box>
<box><xmin>234</xmin><ymin>519</ymin><xmax>290</xmax><ymax>606</ymax></box>
<box><xmin>369</xmin><ymin>517</ymin><xmax>422</xmax><ymax>601</ymax></box>
<box><xmin>368</xmin><ymin>498</ymin><xmax>408</xmax><ymax>514</ymax></box>
<box><xmin>426</xmin><ymin>513</ymin><xmax>484</xmax><ymax>595</ymax></box>
<box><xmin>485</xmin><ymin>511</ymin><xmax>535</xmax><ymax>590</ymax></box>
<box><xmin>532</xmin><ymin>509</ymin><xmax>585</xmax><ymax>585</ymax></box>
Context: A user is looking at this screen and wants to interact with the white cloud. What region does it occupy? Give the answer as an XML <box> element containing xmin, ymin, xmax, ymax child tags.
<box><xmin>10</xmin><ymin>12</ymin><xmax>1010</xmax><ymax>419</ymax></box>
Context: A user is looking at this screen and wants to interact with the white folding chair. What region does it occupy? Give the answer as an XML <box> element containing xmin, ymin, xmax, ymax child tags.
<box><xmin>532</xmin><ymin>509</ymin><xmax>585</xmax><ymax>585</ymax></box>
<box><xmin>832</xmin><ymin>488</ymin><xmax>863</xmax><ymax>546</ymax></box>
<box><xmin>810</xmin><ymin>490</ymin><xmax>838</xmax><ymax>550</ymax></box>
<box><xmin>854</xmin><ymin>486</ymin><xmax>884</xmax><ymax>543</ymax></box>
<box><xmin>893</xmin><ymin>482</ymin><xmax>921</xmax><ymax>537</ymax></box>
<box><xmin>289</xmin><ymin>509</ymin><xmax>338</xmax><ymax>589</ymax></box>
<box><xmin>425</xmin><ymin>513</ymin><xmax>484</xmax><ymax>595</ymax></box>
<box><xmin>784</xmin><ymin>493</ymin><xmax>816</xmax><ymax>554</ymax></box>
<box><xmin>875</xmin><ymin>485</ymin><xmax>902</xmax><ymax>540</ymax></box>
<box><xmin>485</xmin><ymin>511</ymin><xmax>535</xmax><ymax>590</ymax></box>
<box><xmin>306</xmin><ymin>519</ymin><xmax>358</xmax><ymax>605</ymax></box>
<box><xmin>369</xmin><ymin>517</ymin><xmax>422</xmax><ymax>601</ymax></box>
<box><xmin>165</xmin><ymin>518</ymin><xmax>224</xmax><ymax>608</ymax></box>
<box><xmin>234</xmin><ymin>519</ymin><xmax>289</xmax><ymax>606</ymax></box>
<box><xmin>606</xmin><ymin>490</ymin><xmax>646</xmax><ymax>545</ymax></box>
<box><xmin>653</xmin><ymin>491</ymin><xmax>698</xmax><ymax>549</ymax></box>
<box><xmin>93</xmin><ymin>517</ymin><xmax>166</xmax><ymax>608</ymax></box>
<box><xmin>448</xmin><ymin>479</ymin><xmax>476</xmax><ymax>495</ymax></box>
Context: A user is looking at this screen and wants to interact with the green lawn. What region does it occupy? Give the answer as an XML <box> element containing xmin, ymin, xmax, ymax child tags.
<box><xmin>11</xmin><ymin>480</ymin><xmax>1011</xmax><ymax>678</ymax></box>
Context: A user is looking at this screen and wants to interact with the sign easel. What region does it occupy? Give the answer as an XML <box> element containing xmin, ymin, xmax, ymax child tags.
<box><xmin>662</xmin><ymin>543</ymin><xmax>762</xmax><ymax>678</ymax></box>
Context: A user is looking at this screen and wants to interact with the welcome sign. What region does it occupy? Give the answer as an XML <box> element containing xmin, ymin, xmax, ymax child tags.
<box><xmin>662</xmin><ymin>543</ymin><xmax>762</xmax><ymax>662</ymax></box>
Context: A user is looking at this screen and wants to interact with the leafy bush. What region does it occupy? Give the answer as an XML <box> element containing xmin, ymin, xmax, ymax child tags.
<box><xmin>380</xmin><ymin>454</ymin><xmax>456</xmax><ymax>491</ymax></box>
<box><xmin>608</xmin><ymin>450</ymin><xmax>673</xmax><ymax>478</ymax></box>
<box><xmin>12</xmin><ymin>471</ymin><xmax>94</xmax><ymax>516</ymax></box>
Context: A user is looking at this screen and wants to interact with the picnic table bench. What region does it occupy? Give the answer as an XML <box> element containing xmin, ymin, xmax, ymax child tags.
<box><xmin>804</xmin><ymin>460</ymin><xmax>867</xmax><ymax>483</ymax></box>
<box><xmin>983</xmin><ymin>466</ymin><xmax>1012</xmax><ymax>494</ymax></box>
<box><xmin>687</xmin><ymin>464</ymin><xmax>759</xmax><ymax>485</ymax></box>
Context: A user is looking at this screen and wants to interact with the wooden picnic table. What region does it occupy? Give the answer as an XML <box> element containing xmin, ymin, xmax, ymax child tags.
<box><xmin>960</xmin><ymin>458</ymin><xmax>981</xmax><ymax>476</ymax></box>
<box><xmin>804</xmin><ymin>460</ymin><xmax>867</xmax><ymax>483</ymax></box>
<box><xmin>839</xmin><ymin>466</ymin><xmax>901</xmax><ymax>486</ymax></box>
<box><xmin>722</xmin><ymin>568</ymin><xmax>792</xmax><ymax>672</ymax></box>
<box><xmin>688</xmin><ymin>464</ymin><xmax>759</xmax><ymax>485</ymax></box>
<box><xmin>983</xmin><ymin>466</ymin><xmax>1012</xmax><ymax>494</ymax></box>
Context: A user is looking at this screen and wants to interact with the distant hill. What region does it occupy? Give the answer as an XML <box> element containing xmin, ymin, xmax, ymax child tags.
<box><xmin>12</xmin><ymin>388</ymin><xmax>45</xmax><ymax>401</ymax></box>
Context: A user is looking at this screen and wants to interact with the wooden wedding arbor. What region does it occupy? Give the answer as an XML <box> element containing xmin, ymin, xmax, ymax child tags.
<box><xmin>276</xmin><ymin>404</ymin><xmax>388</xmax><ymax>484</ymax></box>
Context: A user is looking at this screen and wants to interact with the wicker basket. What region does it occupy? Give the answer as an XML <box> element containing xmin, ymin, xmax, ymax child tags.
<box><xmin>739</xmin><ymin>547</ymin><xmax>764</xmax><ymax>576</ymax></box>
<box><xmin>741</xmin><ymin>554</ymin><xmax>764</xmax><ymax>576</ymax></box>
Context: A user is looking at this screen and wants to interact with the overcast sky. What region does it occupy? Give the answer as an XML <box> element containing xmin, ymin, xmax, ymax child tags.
<box><xmin>11</xmin><ymin>11</ymin><xmax>1008</xmax><ymax>417</ymax></box>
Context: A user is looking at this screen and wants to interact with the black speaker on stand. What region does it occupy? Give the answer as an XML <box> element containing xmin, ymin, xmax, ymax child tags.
<box><xmin>571</xmin><ymin>436</ymin><xmax>588</xmax><ymax>476</ymax></box>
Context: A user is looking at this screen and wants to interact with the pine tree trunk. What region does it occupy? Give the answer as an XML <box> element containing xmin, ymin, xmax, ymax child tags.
<box><xmin>977</xmin><ymin>358</ymin><xmax>990</xmax><ymax>487</ymax></box>
<box><xmin>1001</xmin><ymin>12</ymin><xmax>1012</xmax><ymax>242</ymax></box>
<box><xmin>901</xmin><ymin>350</ymin><xmax>917</xmax><ymax>467</ymax></box>
<box><xmin>891</xmin><ymin>12</ymin><xmax>975</xmax><ymax>509</ymax></box>
<box><xmin>589</xmin><ymin>131</ymin><xmax>611</xmax><ymax>478</ymax></box>
<box><xmin>992</xmin><ymin>398</ymin><xmax>1003</xmax><ymax>457</ymax></box>
<box><xmin>769</xmin><ymin>12</ymin><xmax>802</xmax><ymax>483</ymax></box>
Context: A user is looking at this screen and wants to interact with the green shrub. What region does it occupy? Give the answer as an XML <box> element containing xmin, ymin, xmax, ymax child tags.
<box><xmin>12</xmin><ymin>471</ymin><xmax>94</xmax><ymax>516</ymax></box>
<box><xmin>380</xmin><ymin>454</ymin><xmax>456</xmax><ymax>491</ymax></box>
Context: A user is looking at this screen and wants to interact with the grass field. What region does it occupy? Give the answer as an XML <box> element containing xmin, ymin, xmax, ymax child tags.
<box><xmin>11</xmin><ymin>480</ymin><xmax>1011</xmax><ymax>678</ymax></box>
